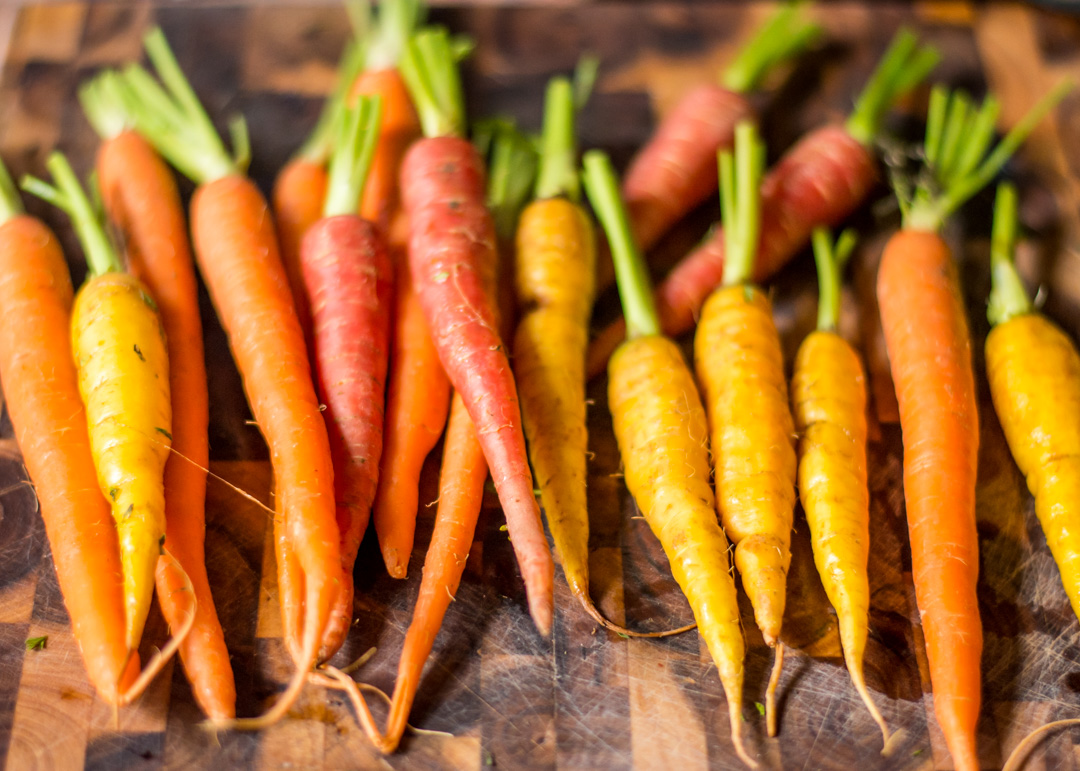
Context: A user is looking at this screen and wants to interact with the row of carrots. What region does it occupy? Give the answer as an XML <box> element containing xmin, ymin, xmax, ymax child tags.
<box><xmin>0</xmin><ymin>1</ymin><xmax>1077</xmax><ymax>768</ymax></box>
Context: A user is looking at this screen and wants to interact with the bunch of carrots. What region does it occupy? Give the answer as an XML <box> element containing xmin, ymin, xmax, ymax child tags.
<box><xmin>3</xmin><ymin>1</ymin><xmax>1080</xmax><ymax>768</ymax></box>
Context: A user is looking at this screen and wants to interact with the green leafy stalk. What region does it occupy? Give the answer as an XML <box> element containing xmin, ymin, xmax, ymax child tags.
<box><xmin>582</xmin><ymin>150</ymin><xmax>658</xmax><ymax>339</ymax></box>
<box><xmin>0</xmin><ymin>157</ymin><xmax>24</xmax><ymax>224</ymax></box>
<box><xmin>22</xmin><ymin>152</ymin><xmax>122</xmax><ymax>277</ymax></box>
<box><xmin>534</xmin><ymin>56</ymin><xmax>598</xmax><ymax>201</ymax></box>
<box><xmin>365</xmin><ymin>0</ymin><xmax>426</xmax><ymax>72</ymax></box>
<box><xmin>719</xmin><ymin>120</ymin><xmax>766</xmax><ymax>288</ymax></box>
<box><xmin>721</xmin><ymin>2</ymin><xmax>821</xmax><ymax>94</ymax></box>
<box><xmin>296</xmin><ymin>40</ymin><xmax>369</xmax><ymax>164</ymax></box>
<box><xmin>480</xmin><ymin>118</ymin><xmax>538</xmax><ymax>243</ymax></box>
<box><xmin>811</xmin><ymin>227</ymin><xmax>857</xmax><ymax>332</ymax></box>
<box><xmin>987</xmin><ymin>182</ymin><xmax>1032</xmax><ymax>326</ymax></box>
<box><xmin>78</xmin><ymin>69</ymin><xmax>134</xmax><ymax>141</ymax></box>
<box><xmin>323</xmin><ymin>95</ymin><xmax>384</xmax><ymax>217</ymax></box>
<box><xmin>118</xmin><ymin>27</ymin><xmax>247</xmax><ymax>185</ymax></box>
<box><xmin>905</xmin><ymin>81</ymin><xmax>1072</xmax><ymax>232</ymax></box>
<box><xmin>399</xmin><ymin>26</ymin><xmax>466</xmax><ymax>138</ymax></box>
<box><xmin>845</xmin><ymin>28</ymin><xmax>940</xmax><ymax>147</ymax></box>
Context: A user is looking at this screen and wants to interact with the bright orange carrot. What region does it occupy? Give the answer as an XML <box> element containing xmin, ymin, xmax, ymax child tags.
<box><xmin>121</xmin><ymin>27</ymin><xmax>343</xmax><ymax>725</ymax></box>
<box><xmin>80</xmin><ymin>73</ymin><xmax>236</xmax><ymax>721</ymax></box>
<box><xmin>0</xmin><ymin>159</ymin><xmax>137</xmax><ymax>704</ymax></box>
<box><xmin>877</xmin><ymin>84</ymin><xmax>1068</xmax><ymax>771</ymax></box>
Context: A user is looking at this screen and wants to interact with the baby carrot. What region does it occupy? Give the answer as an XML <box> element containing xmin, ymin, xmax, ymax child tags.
<box><xmin>694</xmin><ymin>122</ymin><xmax>796</xmax><ymax>736</ymax></box>
<box><xmin>791</xmin><ymin>227</ymin><xmax>888</xmax><ymax>744</ymax></box>
<box><xmin>0</xmin><ymin>159</ymin><xmax>135</xmax><ymax>703</ymax></box>
<box><xmin>878</xmin><ymin>84</ymin><xmax>1069</xmax><ymax>771</ymax></box>
<box><xmin>583</xmin><ymin>150</ymin><xmax>754</xmax><ymax>767</ymax></box>
<box><xmin>587</xmin><ymin>29</ymin><xmax>938</xmax><ymax>377</ymax></box>
<box><xmin>80</xmin><ymin>71</ymin><xmax>236</xmax><ymax>721</ymax></box>
<box><xmin>399</xmin><ymin>27</ymin><xmax>554</xmax><ymax>635</ymax></box>
<box><xmin>120</xmin><ymin>27</ymin><xmax>342</xmax><ymax>725</ymax></box>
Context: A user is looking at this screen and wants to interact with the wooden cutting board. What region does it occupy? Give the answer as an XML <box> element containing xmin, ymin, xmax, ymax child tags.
<box><xmin>2</xmin><ymin>2</ymin><xmax>1080</xmax><ymax>769</ymax></box>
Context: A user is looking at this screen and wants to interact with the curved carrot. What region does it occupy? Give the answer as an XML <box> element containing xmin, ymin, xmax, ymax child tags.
<box><xmin>80</xmin><ymin>74</ymin><xmax>236</xmax><ymax>721</ymax></box>
<box><xmin>587</xmin><ymin>29</ymin><xmax>939</xmax><ymax>377</ymax></box>
<box><xmin>399</xmin><ymin>28</ymin><xmax>553</xmax><ymax>635</ymax></box>
<box><xmin>583</xmin><ymin>150</ymin><xmax>753</xmax><ymax>767</ymax></box>
<box><xmin>791</xmin><ymin>227</ymin><xmax>888</xmax><ymax>744</ymax></box>
<box><xmin>0</xmin><ymin>161</ymin><xmax>136</xmax><ymax>704</ymax></box>
<box><xmin>120</xmin><ymin>27</ymin><xmax>342</xmax><ymax>725</ymax></box>
<box><xmin>878</xmin><ymin>84</ymin><xmax>1069</xmax><ymax>771</ymax></box>
<box><xmin>693</xmin><ymin>122</ymin><xmax>795</xmax><ymax>735</ymax></box>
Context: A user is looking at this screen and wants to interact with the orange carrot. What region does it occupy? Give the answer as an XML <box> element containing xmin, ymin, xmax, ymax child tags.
<box><xmin>877</xmin><ymin>84</ymin><xmax>1068</xmax><ymax>771</ymax></box>
<box><xmin>80</xmin><ymin>73</ymin><xmax>236</xmax><ymax>721</ymax></box>
<box><xmin>121</xmin><ymin>27</ymin><xmax>343</xmax><ymax>725</ymax></box>
<box><xmin>0</xmin><ymin>160</ymin><xmax>137</xmax><ymax>704</ymax></box>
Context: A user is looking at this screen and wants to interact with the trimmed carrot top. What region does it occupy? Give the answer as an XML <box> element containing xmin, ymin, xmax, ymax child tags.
<box><xmin>811</xmin><ymin>226</ymin><xmax>857</xmax><ymax>332</ymax></box>
<box><xmin>323</xmin><ymin>96</ymin><xmax>384</xmax><ymax>217</ymax></box>
<box><xmin>120</xmin><ymin>27</ymin><xmax>250</xmax><ymax>184</ymax></box>
<box><xmin>399</xmin><ymin>27</ymin><xmax>468</xmax><ymax>139</ymax></box>
<box><xmin>477</xmin><ymin>118</ymin><xmax>537</xmax><ymax>242</ymax></box>
<box><xmin>844</xmin><ymin>29</ymin><xmax>939</xmax><ymax>147</ymax></box>
<box><xmin>296</xmin><ymin>41</ymin><xmax>368</xmax><ymax>166</ymax></box>
<box><xmin>533</xmin><ymin>56</ymin><xmax>597</xmax><ymax>202</ymax></box>
<box><xmin>987</xmin><ymin>182</ymin><xmax>1031</xmax><ymax>326</ymax></box>
<box><xmin>0</xmin><ymin>157</ymin><xmax>23</xmax><ymax>224</ymax></box>
<box><xmin>895</xmin><ymin>81</ymin><xmax>1071</xmax><ymax>233</ymax></box>
<box><xmin>718</xmin><ymin>120</ymin><xmax>766</xmax><ymax>289</ymax></box>
<box><xmin>721</xmin><ymin>1</ymin><xmax>820</xmax><ymax>94</ymax></box>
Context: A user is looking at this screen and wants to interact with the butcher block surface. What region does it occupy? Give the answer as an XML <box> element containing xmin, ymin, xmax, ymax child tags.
<box><xmin>3</xmin><ymin>2</ymin><xmax>1080</xmax><ymax>769</ymax></box>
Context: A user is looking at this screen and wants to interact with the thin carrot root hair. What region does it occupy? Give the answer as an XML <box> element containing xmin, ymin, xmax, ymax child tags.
<box><xmin>848</xmin><ymin>655</ymin><xmax>890</xmax><ymax>749</ymax></box>
<box><xmin>580</xmin><ymin>595</ymin><xmax>697</xmax><ymax>638</ymax></box>
<box><xmin>116</xmin><ymin>548</ymin><xmax>197</xmax><ymax>706</ymax></box>
<box><xmin>728</xmin><ymin>692</ymin><xmax>758</xmax><ymax>769</ymax></box>
<box><xmin>314</xmin><ymin>666</ymin><xmax>388</xmax><ymax>749</ymax></box>
<box><xmin>765</xmin><ymin>643</ymin><xmax>784</xmax><ymax>738</ymax></box>
<box><xmin>1003</xmin><ymin>719</ymin><xmax>1080</xmax><ymax>771</ymax></box>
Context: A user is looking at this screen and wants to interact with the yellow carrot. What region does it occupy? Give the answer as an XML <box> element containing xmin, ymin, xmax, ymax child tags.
<box><xmin>24</xmin><ymin>152</ymin><xmax>172</xmax><ymax>653</ymax></box>
<box><xmin>791</xmin><ymin>227</ymin><xmax>889</xmax><ymax>745</ymax></box>
<box><xmin>694</xmin><ymin>122</ymin><xmax>796</xmax><ymax>736</ymax></box>
<box><xmin>582</xmin><ymin>150</ymin><xmax>754</xmax><ymax>767</ymax></box>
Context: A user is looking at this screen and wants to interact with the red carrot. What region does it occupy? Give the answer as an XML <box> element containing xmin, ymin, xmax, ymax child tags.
<box><xmin>399</xmin><ymin>27</ymin><xmax>553</xmax><ymax>636</ymax></box>
<box><xmin>587</xmin><ymin>28</ymin><xmax>938</xmax><ymax>377</ymax></box>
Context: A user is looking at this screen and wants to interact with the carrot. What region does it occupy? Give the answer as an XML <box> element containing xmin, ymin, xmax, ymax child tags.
<box><xmin>791</xmin><ymin>227</ymin><xmax>889</xmax><ymax>744</ymax></box>
<box><xmin>878</xmin><ymin>83</ymin><xmax>1069</xmax><ymax>771</ymax></box>
<box><xmin>292</xmin><ymin>97</ymin><xmax>392</xmax><ymax>663</ymax></box>
<box><xmin>587</xmin><ymin>29</ymin><xmax>939</xmax><ymax>377</ymax></box>
<box><xmin>79</xmin><ymin>71</ymin><xmax>236</xmax><ymax>721</ymax></box>
<box><xmin>272</xmin><ymin>40</ymin><xmax>367</xmax><ymax>344</ymax></box>
<box><xmin>692</xmin><ymin>122</ymin><xmax>795</xmax><ymax>736</ymax></box>
<box><xmin>119</xmin><ymin>27</ymin><xmax>343</xmax><ymax>726</ymax></box>
<box><xmin>619</xmin><ymin>1</ymin><xmax>819</xmax><ymax>258</ymax></box>
<box><xmin>0</xmin><ymin>158</ymin><xmax>136</xmax><ymax>704</ymax></box>
<box><xmin>582</xmin><ymin>149</ymin><xmax>754</xmax><ymax>767</ymax></box>
<box><xmin>399</xmin><ymin>27</ymin><xmax>554</xmax><ymax>635</ymax></box>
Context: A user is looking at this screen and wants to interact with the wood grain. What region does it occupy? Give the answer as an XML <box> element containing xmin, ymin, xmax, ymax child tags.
<box><xmin>1</xmin><ymin>2</ymin><xmax>1080</xmax><ymax>770</ymax></box>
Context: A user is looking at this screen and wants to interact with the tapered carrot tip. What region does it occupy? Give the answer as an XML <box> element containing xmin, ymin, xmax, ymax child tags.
<box><xmin>528</xmin><ymin>591</ymin><xmax>554</xmax><ymax>638</ymax></box>
<box><xmin>382</xmin><ymin>545</ymin><xmax>408</xmax><ymax>579</ymax></box>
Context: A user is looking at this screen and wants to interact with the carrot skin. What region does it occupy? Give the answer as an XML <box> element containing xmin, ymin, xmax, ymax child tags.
<box><xmin>877</xmin><ymin>229</ymin><xmax>981</xmax><ymax>771</ymax></box>
<box><xmin>587</xmin><ymin>125</ymin><xmax>877</xmax><ymax>377</ymax></box>
<box><xmin>192</xmin><ymin>175</ymin><xmax>341</xmax><ymax>668</ymax></box>
<box><xmin>624</xmin><ymin>84</ymin><xmax>753</xmax><ymax>253</ymax></box>
<box><xmin>0</xmin><ymin>215</ymin><xmax>135</xmax><ymax>703</ymax></box>
<box><xmin>98</xmin><ymin>129</ymin><xmax>235</xmax><ymax>720</ymax></box>
<box><xmin>402</xmin><ymin>136</ymin><xmax>554</xmax><ymax>636</ymax></box>
<box><xmin>381</xmin><ymin>393</ymin><xmax>488</xmax><ymax>752</ymax></box>
<box><xmin>299</xmin><ymin>215</ymin><xmax>393</xmax><ymax>659</ymax></box>
<box><xmin>272</xmin><ymin>158</ymin><xmax>327</xmax><ymax>344</ymax></box>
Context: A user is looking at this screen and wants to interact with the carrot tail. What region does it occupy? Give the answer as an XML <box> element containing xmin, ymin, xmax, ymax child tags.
<box><xmin>1003</xmin><ymin>719</ymin><xmax>1080</xmax><ymax>771</ymax></box>
<box><xmin>765</xmin><ymin>643</ymin><xmax>783</xmax><ymax>738</ymax></box>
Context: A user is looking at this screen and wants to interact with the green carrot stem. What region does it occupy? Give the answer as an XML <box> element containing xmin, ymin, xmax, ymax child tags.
<box><xmin>720</xmin><ymin>120</ymin><xmax>766</xmax><ymax>288</ymax></box>
<box><xmin>399</xmin><ymin>26</ymin><xmax>466</xmax><ymax>138</ymax></box>
<box><xmin>811</xmin><ymin>226</ymin><xmax>857</xmax><ymax>332</ymax></box>
<box><xmin>79</xmin><ymin>70</ymin><xmax>133</xmax><ymax>141</ymax></box>
<box><xmin>296</xmin><ymin>40</ymin><xmax>368</xmax><ymax>165</ymax></box>
<box><xmin>905</xmin><ymin>80</ymin><xmax>1072</xmax><ymax>232</ymax></box>
<box><xmin>534</xmin><ymin>76</ymin><xmax>579</xmax><ymax>202</ymax></box>
<box><xmin>22</xmin><ymin>152</ymin><xmax>122</xmax><ymax>277</ymax></box>
<box><xmin>721</xmin><ymin>1</ymin><xmax>821</xmax><ymax>94</ymax></box>
<box><xmin>483</xmin><ymin>119</ymin><xmax>538</xmax><ymax>243</ymax></box>
<box><xmin>987</xmin><ymin>182</ymin><xmax>1032</xmax><ymax>326</ymax></box>
<box><xmin>116</xmin><ymin>27</ymin><xmax>246</xmax><ymax>185</ymax></box>
<box><xmin>582</xmin><ymin>150</ymin><xmax>658</xmax><ymax>339</ymax></box>
<box><xmin>323</xmin><ymin>96</ymin><xmax>383</xmax><ymax>218</ymax></box>
<box><xmin>0</xmin><ymin>158</ymin><xmax>24</xmax><ymax>224</ymax></box>
<box><xmin>365</xmin><ymin>0</ymin><xmax>425</xmax><ymax>72</ymax></box>
<box><xmin>845</xmin><ymin>28</ymin><xmax>940</xmax><ymax>147</ymax></box>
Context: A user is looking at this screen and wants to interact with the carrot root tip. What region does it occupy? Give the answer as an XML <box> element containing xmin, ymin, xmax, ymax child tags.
<box><xmin>765</xmin><ymin>643</ymin><xmax>784</xmax><ymax>738</ymax></box>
